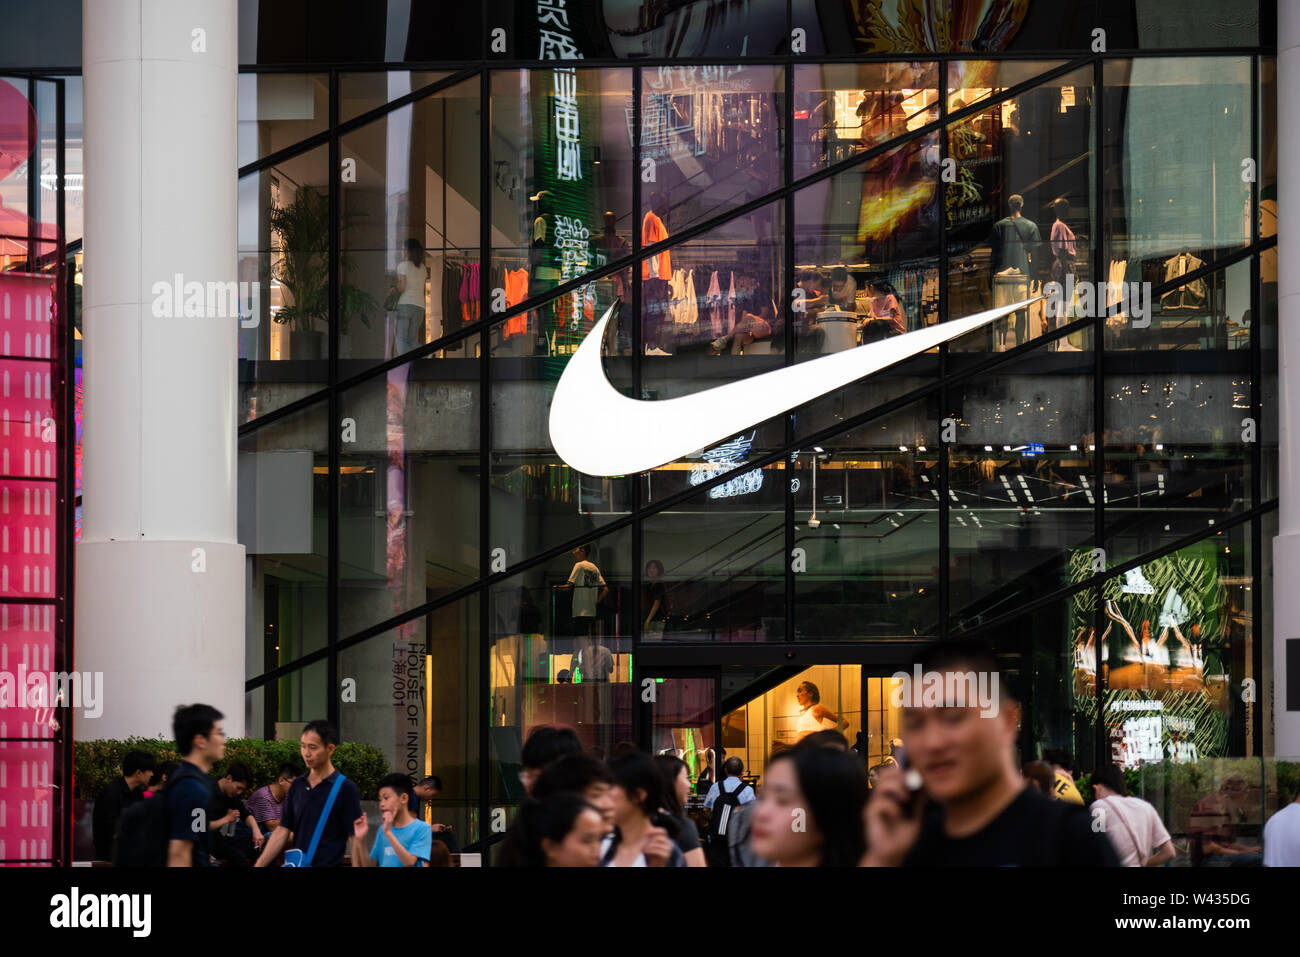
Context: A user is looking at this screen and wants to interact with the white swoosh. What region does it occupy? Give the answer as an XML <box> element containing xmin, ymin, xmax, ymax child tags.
<box><xmin>549</xmin><ymin>298</ymin><xmax>1039</xmax><ymax>476</ymax></box>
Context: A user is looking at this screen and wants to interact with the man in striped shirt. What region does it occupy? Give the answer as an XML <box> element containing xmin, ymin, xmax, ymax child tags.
<box><xmin>245</xmin><ymin>763</ymin><xmax>300</xmax><ymax>833</ymax></box>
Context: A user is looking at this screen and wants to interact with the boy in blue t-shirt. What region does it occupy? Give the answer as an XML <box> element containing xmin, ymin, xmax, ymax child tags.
<box><xmin>352</xmin><ymin>773</ymin><xmax>433</xmax><ymax>867</ymax></box>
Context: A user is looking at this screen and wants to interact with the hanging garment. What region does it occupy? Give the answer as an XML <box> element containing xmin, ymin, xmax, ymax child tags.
<box><xmin>669</xmin><ymin>268</ymin><xmax>698</xmax><ymax>326</ymax></box>
<box><xmin>1160</xmin><ymin>252</ymin><xmax>1207</xmax><ymax>311</ymax></box>
<box><xmin>642</xmin><ymin>211</ymin><xmax>672</xmax><ymax>280</ymax></box>
<box><xmin>502</xmin><ymin>268</ymin><xmax>530</xmax><ymax>339</ymax></box>
<box><xmin>705</xmin><ymin>270</ymin><xmax>723</xmax><ymax>337</ymax></box>
<box><xmin>726</xmin><ymin>271</ymin><xmax>736</xmax><ymax>336</ymax></box>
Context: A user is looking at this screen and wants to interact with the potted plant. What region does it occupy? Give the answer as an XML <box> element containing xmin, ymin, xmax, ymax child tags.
<box><xmin>269</xmin><ymin>185</ymin><xmax>377</xmax><ymax>359</ymax></box>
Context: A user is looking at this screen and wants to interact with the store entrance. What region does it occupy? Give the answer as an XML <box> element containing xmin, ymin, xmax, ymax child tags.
<box><xmin>642</xmin><ymin>662</ymin><xmax>906</xmax><ymax>804</ymax></box>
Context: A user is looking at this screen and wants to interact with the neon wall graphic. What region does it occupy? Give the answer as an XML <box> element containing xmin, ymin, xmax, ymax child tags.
<box><xmin>0</xmin><ymin>77</ymin><xmax>65</xmax><ymax>865</ymax></box>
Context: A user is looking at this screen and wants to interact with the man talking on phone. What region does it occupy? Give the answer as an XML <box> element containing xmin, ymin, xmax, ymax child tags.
<box><xmin>863</xmin><ymin>640</ymin><xmax>1116</xmax><ymax>867</ymax></box>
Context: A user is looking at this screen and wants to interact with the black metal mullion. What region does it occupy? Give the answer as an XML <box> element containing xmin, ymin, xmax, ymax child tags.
<box><xmin>938</xmin><ymin>62</ymin><xmax>950</xmax><ymax>641</ymax></box>
<box><xmin>1092</xmin><ymin>56</ymin><xmax>1107</xmax><ymax>769</ymax></box>
<box><xmin>784</xmin><ymin>60</ymin><xmax>795</xmax><ymax>643</ymax></box>
<box><xmin>477</xmin><ymin>65</ymin><xmax>492</xmax><ymax>860</ymax></box>
<box><xmin>630</xmin><ymin>65</ymin><xmax>644</xmax><ymax>750</ymax></box>
<box><xmin>54</xmin><ymin>75</ymin><xmax>72</xmax><ymax>865</ymax></box>
<box><xmin>1250</xmin><ymin>54</ymin><xmax>1264</xmax><ymax>755</ymax></box>
<box><xmin>326</xmin><ymin>70</ymin><xmax>340</xmax><ymax>731</ymax></box>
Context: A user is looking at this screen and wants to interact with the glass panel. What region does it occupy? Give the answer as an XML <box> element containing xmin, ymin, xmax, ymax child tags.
<box><xmin>794</xmin><ymin>136</ymin><xmax>940</xmax><ymax>359</ymax></box>
<box><xmin>1105</xmin><ymin>257</ymin><xmax>1252</xmax><ymax>352</ymax></box>
<box><xmin>641</xmin><ymin>197</ymin><xmax>782</xmax><ymax>361</ymax></box>
<box><xmin>244</xmin><ymin>658</ymin><xmax>327</xmax><ymax>743</ymax></box>
<box><xmin>948</xmin><ymin>342</ymin><xmax>1096</xmax><ymax>633</ymax></box>
<box><xmin>490</xmin><ymin>285</ymin><xmax>633</xmax><ymax>563</ymax></box>
<box><xmin>947</xmin><ymin>66</ymin><xmax>1094</xmax><ymax>354</ymax></box>
<box><xmin>640</xmin><ymin>64</ymin><xmax>784</xmax><ymax>236</ymax></box>
<box><xmin>800</xmin><ymin>2</ymin><xmax>1088</xmax><ymax>56</ymax></box>
<box><xmin>1103</xmin><ymin>325</ymin><xmax>1252</xmax><ymax>564</ymax></box>
<box><xmin>339</xmin><ymin>602</ymin><xmax>480</xmax><ymax>848</ymax></box>
<box><xmin>336</xmin><ymin>351</ymin><xmax>480</xmax><ymax>638</ymax></box>
<box><xmin>339</xmin><ymin>70</ymin><xmax>451</xmax><ymax>122</ymax></box>
<box><xmin>488</xmin><ymin>532</ymin><xmax>634</xmax><ymax>805</ymax></box>
<box><xmin>719</xmin><ymin>665</ymin><xmax>862</xmax><ymax>789</ymax></box>
<box><xmin>1097</xmin><ymin>528</ymin><xmax>1253</xmax><ymax>766</ymax></box>
<box><xmin>947</xmin><ymin>61</ymin><xmax>1066</xmax><ymax>112</ymax></box>
<box><xmin>339</xmin><ymin>78</ymin><xmax>481</xmax><ymax>371</ymax></box>
<box><xmin>792</xmin><ymin>62</ymin><xmax>939</xmax><ymax>176</ymax></box>
<box><xmin>1260</xmin><ymin>57</ymin><xmax>1276</xmax><ymax>241</ymax></box>
<box><xmin>794</xmin><ymin>403</ymin><xmax>939</xmax><ymax>641</ymax></box>
<box><xmin>647</xmin><ymin>677</ymin><xmax>716</xmax><ymax>788</ymax></box>
<box><xmin>238</xmin><ymin>144</ymin><xmax>330</xmax><ymax>423</ymax></box>
<box><xmin>596</xmin><ymin>1</ymin><xmax>788</xmax><ymax>58</ymax></box>
<box><xmin>239</xmin><ymin>401</ymin><xmax>329</xmax><ymax>677</ymax></box>
<box><xmin>641</xmin><ymin>455</ymin><xmax>785</xmax><ymax>643</ymax></box>
<box><xmin>1104</xmin><ymin>58</ymin><xmax>1252</xmax><ymax>276</ymax></box>
<box><xmin>237</xmin><ymin>73</ymin><xmax>328</xmax><ymax>168</ymax></box>
<box><xmin>490</xmin><ymin>69</ymin><xmax>633</xmax><ymax>299</ymax></box>
<box><xmin>1122</xmin><ymin>1</ymin><xmax>1258</xmax><ymax>48</ymax></box>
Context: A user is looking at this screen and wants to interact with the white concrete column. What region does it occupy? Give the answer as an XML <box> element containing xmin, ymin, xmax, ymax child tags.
<box><xmin>1273</xmin><ymin>0</ymin><xmax>1300</xmax><ymax>757</ymax></box>
<box><xmin>76</xmin><ymin>0</ymin><xmax>245</xmax><ymax>739</ymax></box>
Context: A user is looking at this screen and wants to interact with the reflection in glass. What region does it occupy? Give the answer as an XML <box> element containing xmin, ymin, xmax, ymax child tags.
<box><xmin>793</xmin><ymin>62</ymin><xmax>938</xmax><ymax>175</ymax></box>
<box><xmin>337</xmin><ymin>352</ymin><xmax>479</xmax><ymax>638</ymax></box>
<box><xmin>1104</xmin><ymin>59</ymin><xmax>1251</xmax><ymax>274</ymax></box>
<box><xmin>490</xmin><ymin>68</ymin><xmax>633</xmax><ymax>328</ymax></box>
<box><xmin>237</xmin><ymin>74</ymin><xmax>328</xmax><ymax>168</ymax></box>
<box><xmin>640</xmin><ymin>64</ymin><xmax>784</xmax><ymax>235</ymax></box>
<box><xmin>340</xmin><ymin>603</ymin><xmax>480</xmax><ymax>846</ymax></box>
<box><xmin>489</xmin><ymin>538</ymin><xmax>633</xmax><ymax>803</ymax></box>
<box><xmin>947</xmin><ymin>66</ymin><xmax>1093</xmax><ymax>353</ymax></box>
<box><xmin>239</xmin><ymin>401</ymin><xmax>329</xmax><ymax>676</ymax></box>
<box><xmin>238</xmin><ymin>146</ymin><xmax>330</xmax><ymax>422</ymax></box>
<box><xmin>340</xmin><ymin>79</ymin><xmax>481</xmax><ymax>369</ymax></box>
<box><xmin>794</xmin><ymin>137</ymin><xmax>939</xmax><ymax>358</ymax></box>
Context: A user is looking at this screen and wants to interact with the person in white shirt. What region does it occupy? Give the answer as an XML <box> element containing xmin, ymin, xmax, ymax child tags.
<box><xmin>560</xmin><ymin>544</ymin><xmax>609</xmax><ymax>637</ymax></box>
<box><xmin>394</xmin><ymin>238</ymin><xmax>426</xmax><ymax>356</ymax></box>
<box><xmin>1091</xmin><ymin>764</ymin><xmax>1175</xmax><ymax>867</ymax></box>
<box><xmin>1263</xmin><ymin>792</ymin><xmax>1300</xmax><ymax>866</ymax></box>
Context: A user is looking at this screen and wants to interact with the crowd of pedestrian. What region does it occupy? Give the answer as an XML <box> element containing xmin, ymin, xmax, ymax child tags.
<box><xmin>91</xmin><ymin>638</ymin><xmax>1300</xmax><ymax>867</ymax></box>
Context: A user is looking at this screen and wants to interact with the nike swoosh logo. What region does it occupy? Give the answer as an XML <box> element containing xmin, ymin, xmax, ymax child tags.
<box><xmin>549</xmin><ymin>298</ymin><xmax>1039</xmax><ymax>476</ymax></box>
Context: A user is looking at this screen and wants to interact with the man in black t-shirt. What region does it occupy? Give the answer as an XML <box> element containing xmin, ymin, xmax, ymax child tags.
<box><xmin>254</xmin><ymin>720</ymin><xmax>362</xmax><ymax>868</ymax></box>
<box><xmin>863</xmin><ymin>639</ymin><xmax>1117</xmax><ymax>867</ymax></box>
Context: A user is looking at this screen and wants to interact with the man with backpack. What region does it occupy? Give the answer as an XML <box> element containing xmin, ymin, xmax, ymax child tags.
<box><xmin>112</xmin><ymin>704</ymin><xmax>227</xmax><ymax>866</ymax></box>
<box><xmin>165</xmin><ymin>703</ymin><xmax>226</xmax><ymax>866</ymax></box>
<box><xmin>255</xmin><ymin>719</ymin><xmax>363</xmax><ymax>867</ymax></box>
<box><xmin>702</xmin><ymin>756</ymin><xmax>755</xmax><ymax>867</ymax></box>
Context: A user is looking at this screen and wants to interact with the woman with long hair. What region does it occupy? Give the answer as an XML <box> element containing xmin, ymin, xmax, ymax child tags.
<box><xmin>750</xmin><ymin>745</ymin><xmax>868</xmax><ymax>866</ymax></box>
<box><xmin>654</xmin><ymin>753</ymin><xmax>707</xmax><ymax>866</ymax></box>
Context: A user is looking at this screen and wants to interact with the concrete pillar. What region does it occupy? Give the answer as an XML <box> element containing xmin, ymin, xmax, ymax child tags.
<box><xmin>1273</xmin><ymin>0</ymin><xmax>1300</xmax><ymax>756</ymax></box>
<box><xmin>77</xmin><ymin>0</ymin><xmax>244</xmax><ymax>739</ymax></box>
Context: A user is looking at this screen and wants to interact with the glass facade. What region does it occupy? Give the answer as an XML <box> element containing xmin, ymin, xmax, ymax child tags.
<box><xmin>4</xmin><ymin>0</ymin><xmax>1279</xmax><ymax>864</ymax></box>
<box><xmin>229</xmin><ymin>14</ymin><xmax>1277</xmax><ymax>852</ymax></box>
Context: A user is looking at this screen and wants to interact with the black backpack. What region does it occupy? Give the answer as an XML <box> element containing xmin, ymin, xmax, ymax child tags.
<box><xmin>112</xmin><ymin>763</ymin><xmax>208</xmax><ymax>867</ymax></box>
<box><xmin>712</xmin><ymin>780</ymin><xmax>754</xmax><ymax>847</ymax></box>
